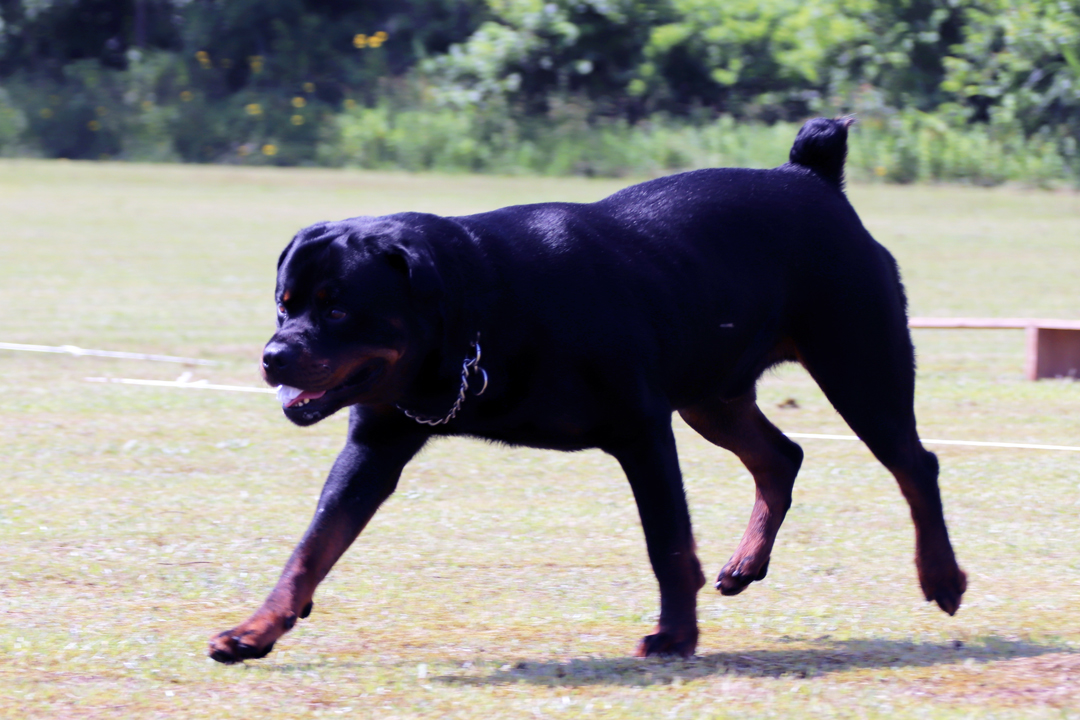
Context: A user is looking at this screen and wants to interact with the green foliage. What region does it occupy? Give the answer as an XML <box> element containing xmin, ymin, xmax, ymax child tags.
<box><xmin>11</xmin><ymin>60</ymin><xmax>126</xmax><ymax>159</ymax></box>
<box><xmin>422</xmin><ymin>0</ymin><xmax>972</xmax><ymax>120</ymax></box>
<box><xmin>0</xmin><ymin>0</ymin><xmax>1076</xmax><ymax>183</ymax></box>
<box><xmin>942</xmin><ymin>0</ymin><xmax>1080</xmax><ymax>136</ymax></box>
<box><xmin>832</xmin><ymin>0</ymin><xmax>968</xmax><ymax>110</ymax></box>
<box><xmin>848</xmin><ymin>110</ymin><xmax>1072</xmax><ymax>186</ymax></box>
<box><xmin>635</xmin><ymin>0</ymin><xmax>866</xmax><ymax>116</ymax></box>
<box><xmin>0</xmin><ymin>86</ymin><xmax>27</xmax><ymax>155</ymax></box>
<box><xmin>321</xmin><ymin>96</ymin><xmax>1075</xmax><ymax>185</ymax></box>
<box><xmin>421</xmin><ymin>0</ymin><xmax>671</xmax><ymax>116</ymax></box>
<box><xmin>0</xmin><ymin>0</ymin><xmax>488</xmax><ymax>160</ymax></box>
<box><xmin>0</xmin><ymin>0</ymin><xmax>181</xmax><ymax>74</ymax></box>
<box><xmin>320</xmin><ymin>93</ymin><xmax>794</xmax><ymax>176</ymax></box>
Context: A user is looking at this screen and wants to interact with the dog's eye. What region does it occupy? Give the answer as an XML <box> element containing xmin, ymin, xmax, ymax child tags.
<box><xmin>327</xmin><ymin>308</ymin><xmax>347</xmax><ymax>321</ymax></box>
<box><xmin>277</xmin><ymin>304</ymin><xmax>286</xmax><ymax>316</ymax></box>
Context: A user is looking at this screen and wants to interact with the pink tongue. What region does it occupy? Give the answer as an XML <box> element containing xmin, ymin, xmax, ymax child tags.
<box><xmin>286</xmin><ymin>390</ymin><xmax>326</xmax><ymax>408</ymax></box>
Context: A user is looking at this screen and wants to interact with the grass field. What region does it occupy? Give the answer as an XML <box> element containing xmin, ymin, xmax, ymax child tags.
<box><xmin>1</xmin><ymin>160</ymin><xmax>1078</xmax><ymax>719</ymax></box>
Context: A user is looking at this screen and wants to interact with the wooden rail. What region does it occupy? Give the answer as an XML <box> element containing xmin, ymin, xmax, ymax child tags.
<box><xmin>908</xmin><ymin>317</ymin><xmax>1080</xmax><ymax>380</ymax></box>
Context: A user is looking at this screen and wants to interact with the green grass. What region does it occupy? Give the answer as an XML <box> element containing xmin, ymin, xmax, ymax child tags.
<box><xmin>1</xmin><ymin>160</ymin><xmax>1078</xmax><ymax>718</ymax></box>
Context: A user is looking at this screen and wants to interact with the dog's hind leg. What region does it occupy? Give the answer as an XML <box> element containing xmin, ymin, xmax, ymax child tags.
<box><xmin>794</xmin><ymin>300</ymin><xmax>967</xmax><ymax>615</ymax></box>
<box><xmin>679</xmin><ymin>392</ymin><xmax>804</xmax><ymax>596</ymax></box>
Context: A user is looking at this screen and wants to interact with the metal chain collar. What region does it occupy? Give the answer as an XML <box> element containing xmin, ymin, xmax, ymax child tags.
<box><xmin>398</xmin><ymin>333</ymin><xmax>488</xmax><ymax>426</ymax></box>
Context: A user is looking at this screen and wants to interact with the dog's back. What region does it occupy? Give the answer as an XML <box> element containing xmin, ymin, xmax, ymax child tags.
<box><xmin>453</xmin><ymin>118</ymin><xmax>894</xmax><ymax>405</ymax></box>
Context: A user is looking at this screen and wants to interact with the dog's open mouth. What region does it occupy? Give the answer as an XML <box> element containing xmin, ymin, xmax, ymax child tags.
<box><xmin>276</xmin><ymin>358</ymin><xmax>387</xmax><ymax>420</ymax></box>
<box><xmin>277</xmin><ymin>384</ymin><xmax>325</xmax><ymax>408</ymax></box>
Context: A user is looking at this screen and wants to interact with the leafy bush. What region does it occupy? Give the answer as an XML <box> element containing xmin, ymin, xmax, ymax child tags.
<box><xmin>0</xmin><ymin>0</ymin><xmax>1076</xmax><ymax>185</ymax></box>
<box><xmin>848</xmin><ymin>110</ymin><xmax>1073</xmax><ymax>186</ymax></box>
<box><xmin>320</xmin><ymin>97</ymin><xmax>1075</xmax><ymax>185</ymax></box>
<box><xmin>0</xmin><ymin>87</ymin><xmax>27</xmax><ymax>156</ymax></box>
<box><xmin>942</xmin><ymin>0</ymin><xmax>1080</xmax><ymax>136</ymax></box>
<box><xmin>2</xmin><ymin>50</ymin><xmax>337</xmax><ymax>164</ymax></box>
<box><xmin>420</xmin><ymin>0</ymin><xmax>969</xmax><ymax>120</ymax></box>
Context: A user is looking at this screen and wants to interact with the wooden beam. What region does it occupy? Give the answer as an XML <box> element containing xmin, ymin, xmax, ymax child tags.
<box><xmin>909</xmin><ymin>317</ymin><xmax>1080</xmax><ymax>330</ymax></box>
<box><xmin>907</xmin><ymin>318</ymin><xmax>1080</xmax><ymax>380</ymax></box>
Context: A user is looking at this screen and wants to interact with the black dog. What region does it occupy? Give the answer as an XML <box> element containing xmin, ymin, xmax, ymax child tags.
<box><xmin>209</xmin><ymin>118</ymin><xmax>966</xmax><ymax>663</ymax></box>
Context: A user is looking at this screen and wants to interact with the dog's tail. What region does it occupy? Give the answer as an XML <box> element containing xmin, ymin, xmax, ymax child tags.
<box><xmin>787</xmin><ymin>117</ymin><xmax>854</xmax><ymax>189</ymax></box>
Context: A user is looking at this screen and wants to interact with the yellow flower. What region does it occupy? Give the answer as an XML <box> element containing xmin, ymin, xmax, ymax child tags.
<box><xmin>353</xmin><ymin>34</ymin><xmax>368</xmax><ymax>48</ymax></box>
<box><xmin>249</xmin><ymin>55</ymin><xmax>264</xmax><ymax>73</ymax></box>
<box><xmin>374</xmin><ymin>31</ymin><xmax>388</xmax><ymax>41</ymax></box>
<box><xmin>245</xmin><ymin>103</ymin><xmax>263</xmax><ymax>116</ymax></box>
<box><xmin>303</xmin><ymin>82</ymin><xmax>315</xmax><ymax>93</ymax></box>
<box><xmin>343</xmin><ymin>98</ymin><xmax>356</xmax><ymax>109</ymax></box>
<box><xmin>369</xmin><ymin>31</ymin><xmax>387</xmax><ymax>48</ymax></box>
<box><xmin>291</xmin><ymin>115</ymin><xmax>305</xmax><ymax>126</ymax></box>
<box><xmin>195</xmin><ymin>50</ymin><xmax>212</xmax><ymax>69</ymax></box>
<box><xmin>39</xmin><ymin>108</ymin><xmax>53</xmax><ymax>119</ymax></box>
<box><xmin>874</xmin><ymin>165</ymin><xmax>887</xmax><ymax>177</ymax></box>
<box><xmin>262</xmin><ymin>144</ymin><xmax>278</xmax><ymax>156</ymax></box>
<box><xmin>292</xmin><ymin>96</ymin><xmax>306</xmax><ymax>108</ymax></box>
<box><xmin>180</xmin><ymin>90</ymin><xmax>194</xmax><ymax>102</ymax></box>
<box><xmin>88</xmin><ymin>120</ymin><xmax>101</xmax><ymax>132</ymax></box>
<box><xmin>238</xmin><ymin>145</ymin><xmax>250</xmax><ymax>156</ymax></box>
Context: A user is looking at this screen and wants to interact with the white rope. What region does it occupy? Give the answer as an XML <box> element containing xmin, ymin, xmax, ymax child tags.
<box><xmin>79</xmin><ymin>376</ymin><xmax>1080</xmax><ymax>452</ymax></box>
<box><xmin>784</xmin><ymin>432</ymin><xmax>1080</xmax><ymax>453</ymax></box>
<box><xmin>84</xmin><ymin>377</ymin><xmax>274</xmax><ymax>394</ymax></box>
<box><xmin>1</xmin><ymin>341</ymin><xmax>216</xmax><ymax>366</ymax></box>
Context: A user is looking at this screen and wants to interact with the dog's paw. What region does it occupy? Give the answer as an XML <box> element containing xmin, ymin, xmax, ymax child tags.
<box><xmin>634</xmin><ymin>627</ymin><xmax>698</xmax><ymax>658</ymax></box>
<box><xmin>715</xmin><ymin>556</ymin><xmax>770</xmax><ymax>596</ymax></box>
<box><xmin>208</xmin><ymin>632</ymin><xmax>276</xmax><ymax>664</ymax></box>
<box><xmin>920</xmin><ymin>564</ymin><xmax>967</xmax><ymax>616</ymax></box>
<box><xmin>208</xmin><ymin>613</ymin><xmax>292</xmax><ymax>665</ymax></box>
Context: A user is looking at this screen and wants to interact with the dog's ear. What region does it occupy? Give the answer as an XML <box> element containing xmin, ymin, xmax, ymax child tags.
<box><xmin>277</xmin><ymin>237</ymin><xmax>297</xmax><ymax>271</ymax></box>
<box><xmin>380</xmin><ymin>239</ymin><xmax>444</xmax><ymax>303</ymax></box>
<box><xmin>279</xmin><ymin>223</ymin><xmax>332</xmax><ymax>270</ymax></box>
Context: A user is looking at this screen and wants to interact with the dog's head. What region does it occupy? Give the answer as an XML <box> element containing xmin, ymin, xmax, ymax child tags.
<box><xmin>263</xmin><ymin>216</ymin><xmax>444</xmax><ymax>426</ymax></box>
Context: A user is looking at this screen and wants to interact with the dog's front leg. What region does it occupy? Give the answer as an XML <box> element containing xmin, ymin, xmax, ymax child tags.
<box><xmin>209</xmin><ymin>410</ymin><xmax>427</xmax><ymax>664</ymax></box>
<box><xmin>610</xmin><ymin>416</ymin><xmax>706</xmax><ymax>658</ymax></box>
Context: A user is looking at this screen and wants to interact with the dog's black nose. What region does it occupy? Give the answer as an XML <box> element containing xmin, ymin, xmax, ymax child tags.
<box><xmin>262</xmin><ymin>341</ymin><xmax>296</xmax><ymax>370</ymax></box>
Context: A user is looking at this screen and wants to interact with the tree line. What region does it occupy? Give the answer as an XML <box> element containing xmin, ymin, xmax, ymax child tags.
<box><xmin>0</xmin><ymin>0</ymin><xmax>1076</xmax><ymax>183</ymax></box>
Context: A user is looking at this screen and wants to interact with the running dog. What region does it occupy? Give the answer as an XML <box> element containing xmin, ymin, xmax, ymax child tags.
<box><xmin>209</xmin><ymin>117</ymin><xmax>966</xmax><ymax>662</ymax></box>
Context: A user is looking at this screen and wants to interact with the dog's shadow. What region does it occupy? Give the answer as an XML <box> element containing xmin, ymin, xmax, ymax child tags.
<box><xmin>437</xmin><ymin>637</ymin><xmax>1073</xmax><ymax>688</ymax></box>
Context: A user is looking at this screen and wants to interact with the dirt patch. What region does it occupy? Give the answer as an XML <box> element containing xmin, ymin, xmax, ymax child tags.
<box><xmin>909</xmin><ymin>652</ymin><xmax>1080</xmax><ymax>707</ymax></box>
